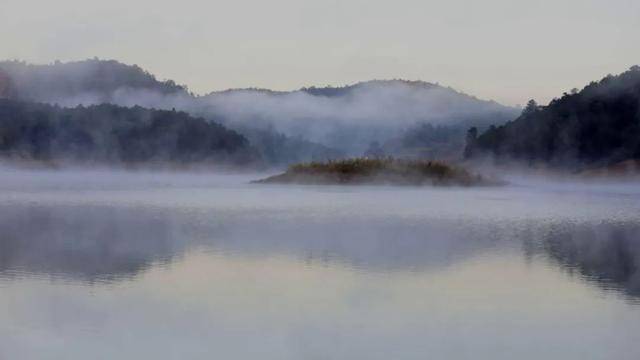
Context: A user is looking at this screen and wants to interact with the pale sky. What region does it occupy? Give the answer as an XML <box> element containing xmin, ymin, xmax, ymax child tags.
<box><xmin>1</xmin><ymin>0</ymin><xmax>638</xmax><ymax>106</ymax></box>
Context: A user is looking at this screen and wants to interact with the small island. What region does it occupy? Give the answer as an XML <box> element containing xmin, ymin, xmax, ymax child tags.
<box><xmin>254</xmin><ymin>158</ymin><xmax>496</xmax><ymax>186</ymax></box>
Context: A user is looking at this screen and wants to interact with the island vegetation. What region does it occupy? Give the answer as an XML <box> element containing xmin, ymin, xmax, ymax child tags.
<box><xmin>255</xmin><ymin>157</ymin><xmax>494</xmax><ymax>186</ymax></box>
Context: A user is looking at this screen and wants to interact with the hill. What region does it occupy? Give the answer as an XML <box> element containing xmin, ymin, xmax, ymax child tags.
<box><xmin>0</xmin><ymin>59</ymin><xmax>187</xmax><ymax>105</ymax></box>
<box><xmin>465</xmin><ymin>66</ymin><xmax>640</xmax><ymax>169</ymax></box>
<box><xmin>0</xmin><ymin>59</ymin><xmax>341</xmax><ymax>165</ymax></box>
<box><xmin>203</xmin><ymin>79</ymin><xmax>519</xmax><ymax>155</ymax></box>
<box><xmin>0</xmin><ymin>68</ymin><xmax>15</xmax><ymax>99</ymax></box>
<box><xmin>0</xmin><ymin>59</ymin><xmax>519</xmax><ymax>161</ymax></box>
<box><xmin>0</xmin><ymin>99</ymin><xmax>256</xmax><ymax>166</ymax></box>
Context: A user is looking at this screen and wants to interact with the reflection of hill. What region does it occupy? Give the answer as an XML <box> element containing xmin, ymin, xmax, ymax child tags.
<box><xmin>0</xmin><ymin>205</ymin><xmax>194</xmax><ymax>282</ymax></box>
<box><xmin>538</xmin><ymin>222</ymin><xmax>640</xmax><ymax>299</ymax></box>
<box><xmin>0</xmin><ymin>204</ymin><xmax>508</xmax><ymax>281</ymax></box>
<box><xmin>2</xmin><ymin>200</ymin><xmax>640</xmax><ymax>300</ymax></box>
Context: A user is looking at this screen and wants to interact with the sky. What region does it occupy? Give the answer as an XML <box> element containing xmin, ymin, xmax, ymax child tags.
<box><xmin>1</xmin><ymin>0</ymin><xmax>638</xmax><ymax>106</ymax></box>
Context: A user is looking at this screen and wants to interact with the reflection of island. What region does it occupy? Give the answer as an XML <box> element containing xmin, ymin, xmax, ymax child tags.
<box><xmin>536</xmin><ymin>222</ymin><xmax>640</xmax><ymax>299</ymax></box>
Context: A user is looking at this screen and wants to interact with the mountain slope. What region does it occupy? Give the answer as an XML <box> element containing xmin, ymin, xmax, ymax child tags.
<box><xmin>466</xmin><ymin>66</ymin><xmax>640</xmax><ymax>168</ymax></box>
<box><xmin>0</xmin><ymin>59</ymin><xmax>338</xmax><ymax>165</ymax></box>
<box><xmin>0</xmin><ymin>99</ymin><xmax>256</xmax><ymax>165</ymax></box>
<box><xmin>0</xmin><ymin>59</ymin><xmax>188</xmax><ymax>105</ymax></box>
<box><xmin>0</xmin><ymin>68</ymin><xmax>15</xmax><ymax>99</ymax></box>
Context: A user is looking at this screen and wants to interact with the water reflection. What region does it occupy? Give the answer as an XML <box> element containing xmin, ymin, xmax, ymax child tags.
<box><xmin>2</xmin><ymin>180</ymin><xmax>640</xmax><ymax>360</ymax></box>
<box><xmin>535</xmin><ymin>222</ymin><xmax>640</xmax><ymax>299</ymax></box>
<box><xmin>0</xmin><ymin>203</ymin><xmax>507</xmax><ymax>281</ymax></box>
<box><xmin>1</xmin><ymin>202</ymin><xmax>639</xmax><ymax>302</ymax></box>
<box><xmin>0</xmin><ymin>205</ymin><xmax>193</xmax><ymax>282</ymax></box>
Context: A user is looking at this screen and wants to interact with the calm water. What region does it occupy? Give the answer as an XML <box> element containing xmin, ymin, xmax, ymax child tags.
<box><xmin>1</xmin><ymin>170</ymin><xmax>640</xmax><ymax>360</ymax></box>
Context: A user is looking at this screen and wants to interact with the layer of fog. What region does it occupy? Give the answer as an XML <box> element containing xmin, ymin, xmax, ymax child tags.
<box><xmin>1</xmin><ymin>61</ymin><xmax>518</xmax><ymax>155</ymax></box>
<box><xmin>49</xmin><ymin>83</ymin><xmax>516</xmax><ymax>154</ymax></box>
<box><xmin>0</xmin><ymin>165</ymin><xmax>271</xmax><ymax>192</ymax></box>
<box><xmin>1</xmin><ymin>167</ymin><xmax>638</xmax><ymax>215</ymax></box>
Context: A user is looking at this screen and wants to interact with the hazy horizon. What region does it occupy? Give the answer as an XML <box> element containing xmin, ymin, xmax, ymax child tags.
<box><xmin>2</xmin><ymin>0</ymin><xmax>638</xmax><ymax>106</ymax></box>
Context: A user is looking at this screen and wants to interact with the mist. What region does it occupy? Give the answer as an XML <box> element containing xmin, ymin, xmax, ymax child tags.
<box><xmin>1</xmin><ymin>168</ymin><xmax>639</xmax><ymax>280</ymax></box>
<box><xmin>0</xmin><ymin>60</ymin><xmax>518</xmax><ymax>158</ymax></box>
<box><xmin>2</xmin><ymin>0</ymin><xmax>640</xmax><ymax>357</ymax></box>
<box><xmin>197</xmin><ymin>81</ymin><xmax>515</xmax><ymax>150</ymax></box>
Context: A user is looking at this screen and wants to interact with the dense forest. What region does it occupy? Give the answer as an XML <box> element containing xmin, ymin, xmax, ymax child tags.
<box><xmin>0</xmin><ymin>69</ymin><xmax>14</xmax><ymax>99</ymax></box>
<box><xmin>0</xmin><ymin>99</ymin><xmax>255</xmax><ymax>165</ymax></box>
<box><xmin>0</xmin><ymin>60</ymin><xmax>345</xmax><ymax>165</ymax></box>
<box><xmin>465</xmin><ymin>66</ymin><xmax>640</xmax><ymax>168</ymax></box>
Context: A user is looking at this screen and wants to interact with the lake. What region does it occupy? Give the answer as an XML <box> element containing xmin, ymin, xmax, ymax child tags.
<box><xmin>1</xmin><ymin>169</ymin><xmax>639</xmax><ymax>359</ymax></box>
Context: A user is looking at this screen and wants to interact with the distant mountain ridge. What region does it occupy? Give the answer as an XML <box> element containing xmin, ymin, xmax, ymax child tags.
<box><xmin>0</xmin><ymin>59</ymin><xmax>516</xmax><ymax>120</ymax></box>
<box><xmin>301</xmin><ymin>79</ymin><xmax>499</xmax><ymax>104</ymax></box>
<box><xmin>200</xmin><ymin>77</ymin><xmax>519</xmax><ymax>155</ymax></box>
<box><xmin>210</xmin><ymin>79</ymin><xmax>486</xmax><ymax>100</ymax></box>
<box><xmin>0</xmin><ymin>59</ymin><xmax>519</xmax><ymax>161</ymax></box>
<box><xmin>0</xmin><ymin>59</ymin><xmax>187</xmax><ymax>102</ymax></box>
<box><xmin>205</xmin><ymin>79</ymin><xmax>510</xmax><ymax>115</ymax></box>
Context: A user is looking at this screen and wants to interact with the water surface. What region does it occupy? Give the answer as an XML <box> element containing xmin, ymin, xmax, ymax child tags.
<box><xmin>1</xmin><ymin>170</ymin><xmax>639</xmax><ymax>359</ymax></box>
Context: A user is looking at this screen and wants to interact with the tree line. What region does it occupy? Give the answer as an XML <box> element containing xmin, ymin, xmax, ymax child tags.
<box><xmin>465</xmin><ymin>66</ymin><xmax>640</xmax><ymax>168</ymax></box>
<box><xmin>0</xmin><ymin>99</ymin><xmax>256</xmax><ymax>165</ymax></box>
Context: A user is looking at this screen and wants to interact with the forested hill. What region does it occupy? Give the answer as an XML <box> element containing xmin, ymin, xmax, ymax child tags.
<box><xmin>0</xmin><ymin>69</ymin><xmax>14</xmax><ymax>99</ymax></box>
<box><xmin>0</xmin><ymin>59</ymin><xmax>188</xmax><ymax>104</ymax></box>
<box><xmin>0</xmin><ymin>100</ymin><xmax>256</xmax><ymax>166</ymax></box>
<box><xmin>1</xmin><ymin>59</ymin><xmax>522</xmax><ymax>163</ymax></box>
<box><xmin>0</xmin><ymin>60</ymin><xmax>344</xmax><ymax>165</ymax></box>
<box><xmin>465</xmin><ymin>66</ymin><xmax>640</xmax><ymax>168</ymax></box>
